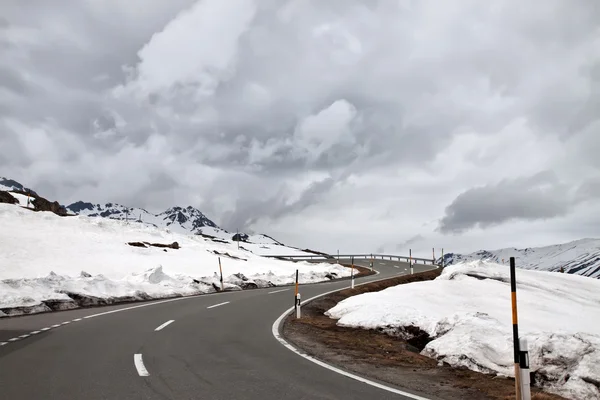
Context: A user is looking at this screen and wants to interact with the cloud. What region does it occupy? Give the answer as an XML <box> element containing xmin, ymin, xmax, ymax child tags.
<box><xmin>395</xmin><ymin>235</ymin><xmax>426</xmax><ymax>251</ymax></box>
<box><xmin>438</xmin><ymin>172</ymin><xmax>573</xmax><ymax>234</ymax></box>
<box><xmin>1</xmin><ymin>1</ymin><xmax>599</xmax><ymax>255</ymax></box>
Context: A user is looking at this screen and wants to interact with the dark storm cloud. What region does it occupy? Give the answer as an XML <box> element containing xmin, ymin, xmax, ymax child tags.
<box><xmin>438</xmin><ymin>172</ymin><xmax>573</xmax><ymax>234</ymax></box>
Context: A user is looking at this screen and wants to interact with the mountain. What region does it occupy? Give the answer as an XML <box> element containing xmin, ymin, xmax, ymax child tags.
<box><xmin>442</xmin><ymin>238</ymin><xmax>600</xmax><ymax>279</ymax></box>
<box><xmin>0</xmin><ymin>177</ymin><xmax>37</xmax><ymax>196</ymax></box>
<box><xmin>65</xmin><ymin>201</ymin><xmax>226</xmax><ymax>237</ymax></box>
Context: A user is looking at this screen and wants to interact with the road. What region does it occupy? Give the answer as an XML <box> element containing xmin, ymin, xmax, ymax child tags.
<box><xmin>0</xmin><ymin>258</ymin><xmax>436</xmax><ymax>400</ymax></box>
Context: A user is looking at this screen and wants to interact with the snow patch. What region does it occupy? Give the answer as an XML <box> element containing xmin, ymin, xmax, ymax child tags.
<box><xmin>326</xmin><ymin>261</ymin><xmax>600</xmax><ymax>399</ymax></box>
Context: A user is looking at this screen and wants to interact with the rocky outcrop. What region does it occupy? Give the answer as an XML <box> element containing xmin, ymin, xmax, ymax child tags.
<box><xmin>0</xmin><ymin>191</ymin><xmax>18</xmax><ymax>205</ymax></box>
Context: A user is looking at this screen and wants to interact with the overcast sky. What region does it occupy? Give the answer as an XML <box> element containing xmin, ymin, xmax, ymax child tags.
<box><xmin>1</xmin><ymin>0</ymin><xmax>599</xmax><ymax>257</ymax></box>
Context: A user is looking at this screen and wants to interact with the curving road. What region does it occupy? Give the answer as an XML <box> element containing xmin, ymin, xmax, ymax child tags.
<box><xmin>0</xmin><ymin>259</ymin><xmax>435</xmax><ymax>400</ymax></box>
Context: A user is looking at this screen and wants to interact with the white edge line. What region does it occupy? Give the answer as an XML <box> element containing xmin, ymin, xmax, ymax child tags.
<box><xmin>271</xmin><ymin>266</ymin><xmax>437</xmax><ymax>400</ymax></box>
<box><xmin>155</xmin><ymin>320</ymin><xmax>175</xmax><ymax>332</ymax></box>
<box><xmin>268</xmin><ymin>288</ymin><xmax>290</xmax><ymax>294</ymax></box>
<box><xmin>207</xmin><ymin>301</ymin><xmax>230</xmax><ymax>309</ymax></box>
<box><xmin>134</xmin><ymin>354</ymin><xmax>149</xmax><ymax>377</ymax></box>
<box><xmin>84</xmin><ymin>296</ymin><xmax>191</xmax><ymax>319</ymax></box>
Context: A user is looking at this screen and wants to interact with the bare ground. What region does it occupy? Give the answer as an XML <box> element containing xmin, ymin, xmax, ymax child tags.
<box><xmin>282</xmin><ymin>269</ymin><xmax>568</xmax><ymax>400</ymax></box>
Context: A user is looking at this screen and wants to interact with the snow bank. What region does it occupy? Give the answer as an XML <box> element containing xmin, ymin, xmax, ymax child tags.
<box><xmin>0</xmin><ymin>204</ymin><xmax>350</xmax><ymax>315</ymax></box>
<box><xmin>326</xmin><ymin>261</ymin><xmax>600</xmax><ymax>399</ymax></box>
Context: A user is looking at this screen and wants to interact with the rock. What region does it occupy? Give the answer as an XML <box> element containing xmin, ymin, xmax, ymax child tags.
<box><xmin>0</xmin><ymin>191</ymin><xmax>18</xmax><ymax>205</ymax></box>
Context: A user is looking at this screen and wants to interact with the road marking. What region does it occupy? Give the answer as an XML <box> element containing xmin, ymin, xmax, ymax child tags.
<box><xmin>0</xmin><ymin>342</ymin><xmax>7</xmax><ymax>346</ymax></box>
<box><xmin>268</xmin><ymin>289</ymin><xmax>290</xmax><ymax>294</ymax></box>
<box><xmin>272</xmin><ymin>266</ymin><xmax>437</xmax><ymax>400</ymax></box>
<box><xmin>8</xmin><ymin>338</ymin><xmax>19</xmax><ymax>342</ymax></box>
<box><xmin>51</xmin><ymin>324</ymin><xmax>61</xmax><ymax>328</ymax></box>
<box><xmin>19</xmin><ymin>334</ymin><xmax>30</xmax><ymax>339</ymax></box>
<box><xmin>207</xmin><ymin>301</ymin><xmax>229</xmax><ymax>309</ymax></box>
<box><xmin>61</xmin><ymin>321</ymin><xmax>70</xmax><ymax>325</ymax></box>
<box><xmin>41</xmin><ymin>327</ymin><xmax>51</xmax><ymax>331</ymax></box>
<box><xmin>134</xmin><ymin>354</ymin><xmax>149</xmax><ymax>377</ymax></box>
<box><xmin>72</xmin><ymin>318</ymin><xmax>82</xmax><ymax>322</ymax></box>
<box><xmin>155</xmin><ymin>320</ymin><xmax>175</xmax><ymax>332</ymax></box>
<box><xmin>393</xmin><ymin>265</ymin><xmax>400</xmax><ymax>268</ymax></box>
<box><xmin>83</xmin><ymin>296</ymin><xmax>194</xmax><ymax>320</ymax></box>
<box><xmin>378</xmin><ymin>262</ymin><xmax>386</xmax><ymax>265</ymax></box>
<box><xmin>30</xmin><ymin>331</ymin><xmax>41</xmax><ymax>335</ymax></box>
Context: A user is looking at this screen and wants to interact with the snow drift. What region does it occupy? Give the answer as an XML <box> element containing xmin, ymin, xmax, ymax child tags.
<box><xmin>326</xmin><ymin>261</ymin><xmax>600</xmax><ymax>399</ymax></box>
<box><xmin>0</xmin><ymin>204</ymin><xmax>350</xmax><ymax>316</ymax></box>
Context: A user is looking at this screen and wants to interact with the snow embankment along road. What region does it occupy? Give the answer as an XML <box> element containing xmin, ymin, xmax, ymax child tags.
<box><xmin>0</xmin><ymin>204</ymin><xmax>351</xmax><ymax>316</ymax></box>
<box><xmin>326</xmin><ymin>261</ymin><xmax>600</xmax><ymax>399</ymax></box>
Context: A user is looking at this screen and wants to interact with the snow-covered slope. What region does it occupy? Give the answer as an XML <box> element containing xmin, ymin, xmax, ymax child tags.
<box><xmin>442</xmin><ymin>238</ymin><xmax>600</xmax><ymax>279</ymax></box>
<box><xmin>326</xmin><ymin>261</ymin><xmax>600</xmax><ymax>399</ymax></box>
<box><xmin>0</xmin><ymin>204</ymin><xmax>351</xmax><ymax>316</ymax></box>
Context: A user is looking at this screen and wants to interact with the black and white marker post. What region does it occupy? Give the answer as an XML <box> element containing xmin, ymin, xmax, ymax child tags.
<box><xmin>409</xmin><ymin>249</ymin><xmax>413</xmax><ymax>274</ymax></box>
<box><xmin>218</xmin><ymin>257</ymin><xmax>224</xmax><ymax>292</ymax></box>
<box><xmin>351</xmin><ymin>256</ymin><xmax>355</xmax><ymax>289</ymax></box>
<box><xmin>370</xmin><ymin>253</ymin><xmax>373</xmax><ymax>271</ymax></box>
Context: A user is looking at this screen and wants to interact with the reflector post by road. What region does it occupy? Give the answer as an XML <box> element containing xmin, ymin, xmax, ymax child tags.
<box><xmin>295</xmin><ymin>292</ymin><xmax>302</xmax><ymax>319</ymax></box>
<box><xmin>370</xmin><ymin>253</ymin><xmax>373</xmax><ymax>271</ymax></box>
<box><xmin>409</xmin><ymin>249</ymin><xmax>413</xmax><ymax>274</ymax></box>
<box><xmin>441</xmin><ymin>248</ymin><xmax>444</xmax><ymax>268</ymax></box>
<box><xmin>294</xmin><ymin>269</ymin><xmax>299</xmax><ymax>313</ymax></box>
<box><xmin>351</xmin><ymin>256</ymin><xmax>355</xmax><ymax>289</ymax></box>
<box><xmin>510</xmin><ymin>257</ymin><xmax>522</xmax><ymax>400</ymax></box>
<box><xmin>432</xmin><ymin>248</ymin><xmax>435</xmax><ymax>264</ymax></box>
<box><xmin>218</xmin><ymin>257</ymin><xmax>224</xmax><ymax>291</ymax></box>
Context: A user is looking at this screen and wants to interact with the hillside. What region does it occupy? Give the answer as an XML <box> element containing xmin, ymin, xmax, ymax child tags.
<box><xmin>442</xmin><ymin>238</ymin><xmax>600</xmax><ymax>279</ymax></box>
<box><xmin>0</xmin><ymin>203</ymin><xmax>351</xmax><ymax>317</ymax></box>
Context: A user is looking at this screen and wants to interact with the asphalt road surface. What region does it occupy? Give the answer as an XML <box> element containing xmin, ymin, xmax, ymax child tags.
<box><xmin>0</xmin><ymin>259</ymin><xmax>436</xmax><ymax>400</ymax></box>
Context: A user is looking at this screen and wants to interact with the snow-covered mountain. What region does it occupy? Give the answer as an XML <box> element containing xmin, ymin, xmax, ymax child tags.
<box><xmin>66</xmin><ymin>201</ymin><xmax>224</xmax><ymax>237</ymax></box>
<box><xmin>1</xmin><ymin>177</ymin><xmax>292</xmax><ymax>247</ymax></box>
<box><xmin>442</xmin><ymin>238</ymin><xmax>600</xmax><ymax>279</ymax></box>
<box><xmin>0</xmin><ymin>177</ymin><xmax>37</xmax><ymax>195</ymax></box>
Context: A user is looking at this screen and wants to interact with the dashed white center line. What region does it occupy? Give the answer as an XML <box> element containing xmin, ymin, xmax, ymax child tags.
<box><xmin>41</xmin><ymin>327</ymin><xmax>51</xmax><ymax>331</ymax></box>
<box><xmin>19</xmin><ymin>334</ymin><xmax>30</xmax><ymax>339</ymax></box>
<box><xmin>268</xmin><ymin>289</ymin><xmax>290</xmax><ymax>294</ymax></box>
<box><xmin>51</xmin><ymin>324</ymin><xmax>61</xmax><ymax>328</ymax></box>
<box><xmin>8</xmin><ymin>338</ymin><xmax>19</xmax><ymax>342</ymax></box>
<box><xmin>72</xmin><ymin>318</ymin><xmax>82</xmax><ymax>322</ymax></box>
<box><xmin>0</xmin><ymin>342</ymin><xmax>7</xmax><ymax>346</ymax></box>
<box><xmin>30</xmin><ymin>331</ymin><xmax>41</xmax><ymax>335</ymax></box>
<box><xmin>155</xmin><ymin>320</ymin><xmax>175</xmax><ymax>332</ymax></box>
<box><xmin>393</xmin><ymin>265</ymin><xmax>400</xmax><ymax>268</ymax></box>
<box><xmin>207</xmin><ymin>301</ymin><xmax>230</xmax><ymax>309</ymax></box>
<box><xmin>134</xmin><ymin>354</ymin><xmax>149</xmax><ymax>377</ymax></box>
<box><xmin>61</xmin><ymin>321</ymin><xmax>70</xmax><ymax>325</ymax></box>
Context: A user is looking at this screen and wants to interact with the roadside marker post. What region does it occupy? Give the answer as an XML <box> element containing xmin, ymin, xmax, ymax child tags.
<box><xmin>350</xmin><ymin>256</ymin><xmax>355</xmax><ymax>289</ymax></box>
<box><xmin>218</xmin><ymin>257</ymin><xmax>224</xmax><ymax>291</ymax></box>
<box><xmin>441</xmin><ymin>248</ymin><xmax>444</xmax><ymax>268</ymax></box>
<box><xmin>432</xmin><ymin>248</ymin><xmax>435</xmax><ymax>264</ymax></box>
<box><xmin>510</xmin><ymin>257</ymin><xmax>523</xmax><ymax>400</ymax></box>
<box><xmin>370</xmin><ymin>253</ymin><xmax>373</xmax><ymax>271</ymax></box>
<box><xmin>409</xmin><ymin>249</ymin><xmax>413</xmax><ymax>275</ymax></box>
<box><xmin>294</xmin><ymin>269</ymin><xmax>299</xmax><ymax>314</ymax></box>
<box><xmin>295</xmin><ymin>293</ymin><xmax>302</xmax><ymax>319</ymax></box>
<box><xmin>519</xmin><ymin>338</ymin><xmax>531</xmax><ymax>400</ymax></box>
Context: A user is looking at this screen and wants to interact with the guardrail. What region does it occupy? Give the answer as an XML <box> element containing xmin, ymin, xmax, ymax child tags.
<box><xmin>264</xmin><ymin>253</ymin><xmax>440</xmax><ymax>266</ymax></box>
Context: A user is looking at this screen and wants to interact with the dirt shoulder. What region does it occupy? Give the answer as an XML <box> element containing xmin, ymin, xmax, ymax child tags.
<box><xmin>282</xmin><ymin>269</ymin><xmax>567</xmax><ymax>400</ymax></box>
